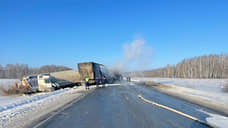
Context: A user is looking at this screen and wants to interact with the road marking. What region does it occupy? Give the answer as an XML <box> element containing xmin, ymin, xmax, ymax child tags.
<box><xmin>138</xmin><ymin>94</ymin><xmax>216</xmax><ymax>128</ymax></box>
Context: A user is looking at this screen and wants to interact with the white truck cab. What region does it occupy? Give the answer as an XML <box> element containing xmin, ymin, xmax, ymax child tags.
<box><xmin>37</xmin><ymin>74</ymin><xmax>58</xmax><ymax>92</ymax></box>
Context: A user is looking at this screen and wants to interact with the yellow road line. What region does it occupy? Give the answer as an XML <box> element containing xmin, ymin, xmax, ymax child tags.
<box><xmin>138</xmin><ymin>94</ymin><xmax>216</xmax><ymax>128</ymax></box>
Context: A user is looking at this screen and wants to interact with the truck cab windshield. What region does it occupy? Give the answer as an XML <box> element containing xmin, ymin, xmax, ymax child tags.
<box><xmin>44</xmin><ymin>79</ymin><xmax>51</xmax><ymax>83</ymax></box>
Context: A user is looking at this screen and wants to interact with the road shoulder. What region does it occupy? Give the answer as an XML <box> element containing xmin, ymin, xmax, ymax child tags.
<box><xmin>137</xmin><ymin>81</ymin><xmax>228</xmax><ymax>116</ymax></box>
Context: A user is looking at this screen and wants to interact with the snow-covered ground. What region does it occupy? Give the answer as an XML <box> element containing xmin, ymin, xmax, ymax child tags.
<box><xmin>0</xmin><ymin>79</ymin><xmax>19</xmax><ymax>89</ymax></box>
<box><xmin>0</xmin><ymin>79</ymin><xmax>28</xmax><ymax>110</ymax></box>
<box><xmin>132</xmin><ymin>77</ymin><xmax>228</xmax><ymax>104</ymax></box>
<box><xmin>133</xmin><ymin>77</ymin><xmax>228</xmax><ymax>128</ymax></box>
<box><xmin>0</xmin><ymin>79</ymin><xmax>26</xmax><ymax>111</ymax></box>
<box><xmin>133</xmin><ymin>78</ymin><xmax>228</xmax><ymax>94</ymax></box>
<box><xmin>198</xmin><ymin>109</ymin><xmax>228</xmax><ymax>128</ymax></box>
<box><xmin>0</xmin><ymin>86</ymin><xmax>91</xmax><ymax>128</ymax></box>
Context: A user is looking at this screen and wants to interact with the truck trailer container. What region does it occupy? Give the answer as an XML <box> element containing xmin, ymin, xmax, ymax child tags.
<box><xmin>78</xmin><ymin>62</ymin><xmax>114</xmax><ymax>85</ymax></box>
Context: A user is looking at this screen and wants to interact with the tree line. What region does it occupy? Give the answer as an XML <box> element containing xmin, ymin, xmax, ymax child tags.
<box><xmin>134</xmin><ymin>54</ymin><xmax>228</xmax><ymax>79</ymax></box>
<box><xmin>0</xmin><ymin>64</ymin><xmax>71</xmax><ymax>79</ymax></box>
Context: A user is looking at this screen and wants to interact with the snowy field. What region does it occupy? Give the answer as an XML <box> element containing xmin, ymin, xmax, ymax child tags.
<box><xmin>0</xmin><ymin>79</ymin><xmax>19</xmax><ymax>89</ymax></box>
<box><xmin>132</xmin><ymin>77</ymin><xmax>228</xmax><ymax>128</ymax></box>
<box><xmin>132</xmin><ymin>78</ymin><xmax>228</xmax><ymax>94</ymax></box>
<box><xmin>132</xmin><ymin>77</ymin><xmax>228</xmax><ymax>103</ymax></box>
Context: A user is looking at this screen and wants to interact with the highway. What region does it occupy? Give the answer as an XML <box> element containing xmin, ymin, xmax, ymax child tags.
<box><xmin>37</xmin><ymin>84</ymin><xmax>215</xmax><ymax>128</ymax></box>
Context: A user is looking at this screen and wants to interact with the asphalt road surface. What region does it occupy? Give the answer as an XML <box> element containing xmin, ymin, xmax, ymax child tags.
<box><xmin>38</xmin><ymin>84</ymin><xmax>216</xmax><ymax>128</ymax></box>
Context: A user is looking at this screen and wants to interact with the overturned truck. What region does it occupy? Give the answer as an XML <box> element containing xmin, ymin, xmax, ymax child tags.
<box><xmin>16</xmin><ymin>62</ymin><xmax>121</xmax><ymax>92</ymax></box>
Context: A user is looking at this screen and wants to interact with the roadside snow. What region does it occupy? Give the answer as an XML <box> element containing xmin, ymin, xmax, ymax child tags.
<box><xmin>198</xmin><ymin>109</ymin><xmax>228</xmax><ymax>128</ymax></box>
<box><xmin>132</xmin><ymin>77</ymin><xmax>228</xmax><ymax>105</ymax></box>
<box><xmin>132</xmin><ymin>78</ymin><xmax>227</xmax><ymax>94</ymax></box>
<box><xmin>133</xmin><ymin>77</ymin><xmax>228</xmax><ymax>127</ymax></box>
<box><xmin>0</xmin><ymin>95</ymin><xmax>28</xmax><ymax>107</ymax></box>
<box><xmin>0</xmin><ymin>79</ymin><xmax>29</xmax><ymax>110</ymax></box>
<box><xmin>0</xmin><ymin>86</ymin><xmax>91</xmax><ymax>128</ymax></box>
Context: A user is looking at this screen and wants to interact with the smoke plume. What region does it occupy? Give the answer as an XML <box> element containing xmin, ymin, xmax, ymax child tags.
<box><xmin>111</xmin><ymin>39</ymin><xmax>152</xmax><ymax>73</ymax></box>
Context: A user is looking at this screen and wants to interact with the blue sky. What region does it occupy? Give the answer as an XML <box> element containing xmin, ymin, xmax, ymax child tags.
<box><xmin>1</xmin><ymin>0</ymin><xmax>228</xmax><ymax>69</ymax></box>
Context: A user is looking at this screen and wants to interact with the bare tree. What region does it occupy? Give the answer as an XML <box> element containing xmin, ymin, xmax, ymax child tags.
<box><xmin>0</xmin><ymin>64</ymin><xmax>71</xmax><ymax>79</ymax></box>
<box><xmin>131</xmin><ymin>53</ymin><xmax>228</xmax><ymax>79</ymax></box>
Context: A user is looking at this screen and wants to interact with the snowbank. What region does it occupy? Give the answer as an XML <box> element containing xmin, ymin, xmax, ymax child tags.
<box><xmin>198</xmin><ymin>109</ymin><xmax>228</xmax><ymax>128</ymax></box>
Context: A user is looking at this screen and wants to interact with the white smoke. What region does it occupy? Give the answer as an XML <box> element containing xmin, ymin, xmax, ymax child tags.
<box><xmin>111</xmin><ymin>39</ymin><xmax>152</xmax><ymax>73</ymax></box>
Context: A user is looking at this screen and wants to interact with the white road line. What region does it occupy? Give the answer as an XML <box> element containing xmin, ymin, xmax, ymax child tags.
<box><xmin>138</xmin><ymin>94</ymin><xmax>216</xmax><ymax>128</ymax></box>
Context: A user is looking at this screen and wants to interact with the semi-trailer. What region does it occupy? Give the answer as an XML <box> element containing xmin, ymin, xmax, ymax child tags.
<box><xmin>78</xmin><ymin>62</ymin><xmax>114</xmax><ymax>85</ymax></box>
